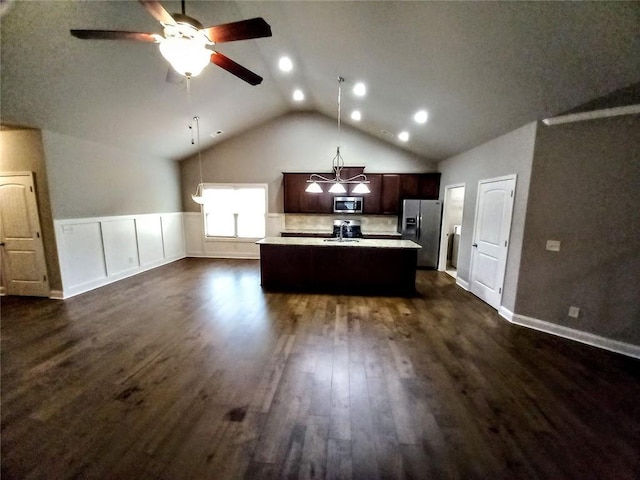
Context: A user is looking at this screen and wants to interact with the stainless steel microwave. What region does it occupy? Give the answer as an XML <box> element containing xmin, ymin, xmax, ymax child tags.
<box><xmin>333</xmin><ymin>196</ymin><xmax>363</xmax><ymax>213</ymax></box>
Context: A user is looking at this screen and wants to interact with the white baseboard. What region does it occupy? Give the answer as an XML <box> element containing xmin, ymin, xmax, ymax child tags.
<box><xmin>187</xmin><ymin>253</ymin><xmax>259</xmax><ymax>260</ymax></box>
<box><xmin>498</xmin><ymin>306</ymin><xmax>514</xmax><ymax>321</ymax></box>
<box><xmin>509</xmin><ymin>313</ymin><xmax>640</xmax><ymax>360</ymax></box>
<box><xmin>456</xmin><ymin>277</ymin><xmax>470</xmax><ymax>290</ymax></box>
<box><xmin>49</xmin><ymin>290</ymin><xmax>64</xmax><ymax>300</ymax></box>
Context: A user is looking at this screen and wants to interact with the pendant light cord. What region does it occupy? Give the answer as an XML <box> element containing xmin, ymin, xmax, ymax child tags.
<box><xmin>186</xmin><ymin>75</ymin><xmax>204</xmax><ymax>199</ymax></box>
<box><xmin>337</xmin><ymin>76</ymin><xmax>343</xmax><ymax>147</ymax></box>
<box><xmin>335</xmin><ymin>76</ymin><xmax>345</xmax><ymax>177</ymax></box>
<box><xmin>194</xmin><ymin>115</ymin><xmax>203</xmax><ymax>186</ymax></box>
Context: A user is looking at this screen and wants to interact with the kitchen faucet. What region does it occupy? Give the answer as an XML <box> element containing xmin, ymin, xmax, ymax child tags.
<box><xmin>338</xmin><ymin>221</ymin><xmax>349</xmax><ymax>241</ymax></box>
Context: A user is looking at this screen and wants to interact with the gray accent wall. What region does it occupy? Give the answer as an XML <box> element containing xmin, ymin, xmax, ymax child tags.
<box><xmin>516</xmin><ymin>115</ymin><xmax>640</xmax><ymax>344</ymax></box>
<box><xmin>180</xmin><ymin>112</ymin><xmax>435</xmax><ymax>213</ymax></box>
<box><xmin>42</xmin><ymin>130</ymin><xmax>182</xmax><ymax>219</ymax></box>
<box><xmin>437</xmin><ymin>122</ymin><xmax>537</xmax><ymax>311</ymax></box>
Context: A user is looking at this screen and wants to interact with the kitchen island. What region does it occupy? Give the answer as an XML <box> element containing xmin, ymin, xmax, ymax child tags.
<box><xmin>256</xmin><ymin>237</ymin><xmax>421</xmax><ymax>296</ymax></box>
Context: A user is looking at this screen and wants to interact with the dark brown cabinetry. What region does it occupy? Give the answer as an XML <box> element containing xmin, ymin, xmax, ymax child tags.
<box><xmin>259</xmin><ymin>243</ymin><xmax>418</xmax><ymax>296</ymax></box>
<box><xmin>283</xmin><ymin>171</ymin><xmax>440</xmax><ymax>215</ymax></box>
<box><xmin>283</xmin><ymin>173</ymin><xmax>333</xmax><ymax>214</ymax></box>
<box><xmin>380</xmin><ymin>173</ymin><xmax>440</xmax><ymax>214</ymax></box>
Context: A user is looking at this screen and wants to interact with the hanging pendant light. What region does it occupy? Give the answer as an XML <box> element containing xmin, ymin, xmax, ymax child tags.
<box><xmin>191</xmin><ymin>115</ymin><xmax>205</xmax><ymax>204</ymax></box>
<box><xmin>305</xmin><ymin>77</ymin><xmax>370</xmax><ymax>194</ymax></box>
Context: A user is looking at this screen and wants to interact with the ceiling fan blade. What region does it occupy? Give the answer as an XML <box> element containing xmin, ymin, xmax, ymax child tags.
<box><xmin>204</xmin><ymin>17</ymin><xmax>272</xmax><ymax>43</ymax></box>
<box><xmin>70</xmin><ymin>30</ymin><xmax>158</xmax><ymax>42</ymax></box>
<box><xmin>138</xmin><ymin>0</ymin><xmax>176</xmax><ymax>25</ymax></box>
<box><xmin>210</xmin><ymin>52</ymin><xmax>263</xmax><ymax>85</ymax></box>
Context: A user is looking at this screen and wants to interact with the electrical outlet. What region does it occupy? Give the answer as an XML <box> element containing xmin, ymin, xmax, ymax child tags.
<box><xmin>546</xmin><ymin>240</ymin><xmax>561</xmax><ymax>252</ymax></box>
<box><xmin>568</xmin><ymin>306</ymin><xmax>580</xmax><ymax>318</ymax></box>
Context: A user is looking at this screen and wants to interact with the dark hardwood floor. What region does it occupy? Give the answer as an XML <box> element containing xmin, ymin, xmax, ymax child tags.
<box><xmin>2</xmin><ymin>258</ymin><xmax>639</xmax><ymax>479</ymax></box>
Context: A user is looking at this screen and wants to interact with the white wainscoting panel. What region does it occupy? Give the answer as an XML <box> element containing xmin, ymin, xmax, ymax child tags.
<box><xmin>162</xmin><ymin>213</ymin><xmax>186</xmax><ymax>260</ymax></box>
<box><xmin>56</xmin><ymin>221</ymin><xmax>107</xmax><ymax>293</ymax></box>
<box><xmin>102</xmin><ymin>218</ymin><xmax>139</xmax><ymax>276</ymax></box>
<box><xmin>184</xmin><ymin>213</ymin><xmax>205</xmax><ymax>256</ymax></box>
<box><xmin>55</xmin><ymin>213</ymin><xmax>185</xmax><ymax>298</ymax></box>
<box><xmin>136</xmin><ymin>215</ymin><xmax>164</xmax><ymax>267</ymax></box>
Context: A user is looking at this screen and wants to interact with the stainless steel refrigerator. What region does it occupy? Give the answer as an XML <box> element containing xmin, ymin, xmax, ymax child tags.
<box><xmin>400</xmin><ymin>199</ymin><xmax>442</xmax><ymax>268</ymax></box>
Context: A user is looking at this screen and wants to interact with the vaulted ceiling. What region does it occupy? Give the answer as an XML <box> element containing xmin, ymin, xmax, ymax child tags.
<box><xmin>1</xmin><ymin>1</ymin><xmax>638</xmax><ymax>162</ymax></box>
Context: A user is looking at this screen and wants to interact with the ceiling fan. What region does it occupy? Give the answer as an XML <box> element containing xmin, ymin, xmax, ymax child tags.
<box><xmin>70</xmin><ymin>0</ymin><xmax>272</xmax><ymax>85</ymax></box>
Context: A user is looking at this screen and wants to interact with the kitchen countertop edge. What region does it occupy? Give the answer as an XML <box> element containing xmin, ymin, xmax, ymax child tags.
<box><xmin>257</xmin><ymin>237</ymin><xmax>421</xmax><ymax>249</ymax></box>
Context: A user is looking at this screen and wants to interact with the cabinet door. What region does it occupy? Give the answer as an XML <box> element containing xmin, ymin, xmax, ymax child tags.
<box><xmin>418</xmin><ymin>173</ymin><xmax>440</xmax><ymax>199</ymax></box>
<box><xmin>381</xmin><ymin>174</ymin><xmax>401</xmax><ymax>214</ymax></box>
<box><xmin>283</xmin><ymin>173</ymin><xmax>334</xmax><ymax>213</ymax></box>
<box><xmin>283</xmin><ymin>174</ymin><xmax>316</xmax><ymax>213</ymax></box>
<box><xmin>361</xmin><ymin>174</ymin><xmax>382</xmax><ymax>214</ymax></box>
<box><xmin>399</xmin><ymin>174</ymin><xmax>420</xmax><ymax>199</ymax></box>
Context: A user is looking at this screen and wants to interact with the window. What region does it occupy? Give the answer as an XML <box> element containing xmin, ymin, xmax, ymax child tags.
<box><xmin>202</xmin><ymin>184</ymin><xmax>267</xmax><ymax>239</ymax></box>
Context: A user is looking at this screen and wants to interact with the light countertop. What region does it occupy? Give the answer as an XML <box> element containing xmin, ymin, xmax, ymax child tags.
<box><xmin>257</xmin><ymin>237</ymin><xmax>420</xmax><ymax>249</ymax></box>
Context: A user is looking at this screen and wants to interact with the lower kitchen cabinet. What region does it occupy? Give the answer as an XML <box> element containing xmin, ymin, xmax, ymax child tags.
<box><xmin>258</xmin><ymin>240</ymin><xmax>419</xmax><ymax>296</ymax></box>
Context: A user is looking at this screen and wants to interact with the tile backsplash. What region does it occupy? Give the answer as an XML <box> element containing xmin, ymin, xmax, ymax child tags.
<box><xmin>284</xmin><ymin>214</ymin><xmax>399</xmax><ymax>233</ymax></box>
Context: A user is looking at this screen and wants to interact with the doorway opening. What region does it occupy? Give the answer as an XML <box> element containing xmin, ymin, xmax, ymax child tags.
<box><xmin>438</xmin><ymin>184</ymin><xmax>465</xmax><ymax>278</ymax></box>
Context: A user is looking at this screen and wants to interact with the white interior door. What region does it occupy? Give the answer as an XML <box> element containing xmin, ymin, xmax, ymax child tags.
<box><xmin>0</xmin><ymin>172</ymin><xmax>50</xmax><ymax>297</ymax></box>
<box><xmin>469</xmin><ymin>175</ymin><xmax>516</xmax><ymax>309</ymax></box>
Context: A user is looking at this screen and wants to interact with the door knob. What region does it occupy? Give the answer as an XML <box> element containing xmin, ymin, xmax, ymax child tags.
<box><xmin>472</xmin><ymin>243</ymin><xmax>478</xmax><ymax>248</ymax></box>
<box><xmin>0</xmin><ymin>242</ymin><xmax>5</xmax><ymax>247</ymax></box>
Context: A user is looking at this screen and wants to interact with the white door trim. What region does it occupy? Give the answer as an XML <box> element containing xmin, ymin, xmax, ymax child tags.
<box><xmin>438</xmin><ymin>183</ymin><xmax>465</xmax><ymax>271</ymax></box>
<box><xmin>468</xmin><ymin>174</ymin><xmax>517</xmax><ymax>310</ymax></box>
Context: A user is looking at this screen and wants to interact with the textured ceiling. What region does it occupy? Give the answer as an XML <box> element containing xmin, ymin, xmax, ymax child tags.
<box><xmin>1</xmin><ymin>1</ymin><xmax>639</xmax><ymax>162</ymax></box>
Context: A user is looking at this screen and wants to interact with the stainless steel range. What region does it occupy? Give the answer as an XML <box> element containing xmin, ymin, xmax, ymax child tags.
<box><xmin>332</xmin><ymin>220</ymin><xmax>363</xmax><ymax>239</ymax></box>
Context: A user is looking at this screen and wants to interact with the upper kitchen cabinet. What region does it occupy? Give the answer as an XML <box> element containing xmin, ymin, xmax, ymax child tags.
<box><xmin>283</xmin><ymin>172</ymin><xmax>439</xmax><ymax>214</ymax></box>
<box><xmin>283</xmin><ymin>173</ymin><xmax>333</xmax><ymax>214</ymax></box>
<box><xmin>401</xmin><ymin>173</ymin><xmax>440</xmax><ymax>199</ymax></box>
<box><xmin>380</xmin><ymin>174</ymin><xmax>401</xmax><ymax>214</ymax></box>
<box><xmin>360</xmin><ymin>174</ymin><xmax>382</xmax><ymax>214</ymax></box>
<box><xmin>380</xmin><ymin>173</ymin><xmax>441</xmax><ymax>214</ymax></box>
<box><xmin>416</xmin><ymin>173</ymin><xmax>440</xmax><ymax>198</ymax></box>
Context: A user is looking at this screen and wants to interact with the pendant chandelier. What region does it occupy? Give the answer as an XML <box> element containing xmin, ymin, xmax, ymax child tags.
<box><xmin>305</xmin><ymin>77</ymin><xmax>370</xmax><ymax>194</ymax></box>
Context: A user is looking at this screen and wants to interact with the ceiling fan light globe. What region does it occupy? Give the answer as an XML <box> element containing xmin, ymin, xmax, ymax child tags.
<box><xmin>159</xmin><ymin>37</ymin><xmax>211</xmax><ymax>77</ymax></box>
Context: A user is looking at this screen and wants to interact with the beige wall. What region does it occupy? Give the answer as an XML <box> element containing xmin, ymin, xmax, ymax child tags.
<box><xmin>180</xmin><ymin>111</ymin><xmax>435</xmax><ymax>213</ymax></box>
<box><xmin>42</xmin><ymin>130</ymin><xmax>182</xmax><ymax>219</ymax></box>
<box><xmin>437</xmin><ymin>122</ymin><xmax>537</xmax><ymax>311</ymax></box>
<box><xmin>0</xmin><ymin>128</ymin><xmax>62</xmax><ymax>291</ymax></box>
<box><xmin>516</xmin><ymin>115</ymin><xmax>640</xmax><ymax>344</ymax></box>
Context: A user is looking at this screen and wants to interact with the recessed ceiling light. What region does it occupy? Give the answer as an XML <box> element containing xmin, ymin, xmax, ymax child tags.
<box><xmin>293</xmin><ymin>89</ymin><xmax>305</xmax><ymax>101</ymax></box>
<box><xmin>398</xmin><ymin>131</ymin><xmax>410</xmax><ymax>142</ymax></box>
<box><xmin>351</xmin><ymin>110</ymin><xmax>362</xmax><ymax>121</ymax></box>
<box><xmin>278</xmin><ymin>56</ymin><xmax>293</xmax><ymax>72</ymax></box>
<box><xmin>353</xmin><ymin>82</ymin><xmax>366</xmax><ymax>96</ymax></box>
<box><xmin>414</xmin><ymin>110</ymin><xmax>428</xmax><ymax>124</ymax></box>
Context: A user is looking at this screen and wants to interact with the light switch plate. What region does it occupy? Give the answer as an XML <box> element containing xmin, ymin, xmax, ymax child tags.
<box><xmin>546</xmin><ymin>240</ymin><xmax>561</xmax><ymax>251</ymax></box>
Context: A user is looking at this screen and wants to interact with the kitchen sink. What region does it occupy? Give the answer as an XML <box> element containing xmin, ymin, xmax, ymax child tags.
<box><xmin>323</xmin><ymin>238</ymin><xmax>360</xmax><ymax>242</ymax></box>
